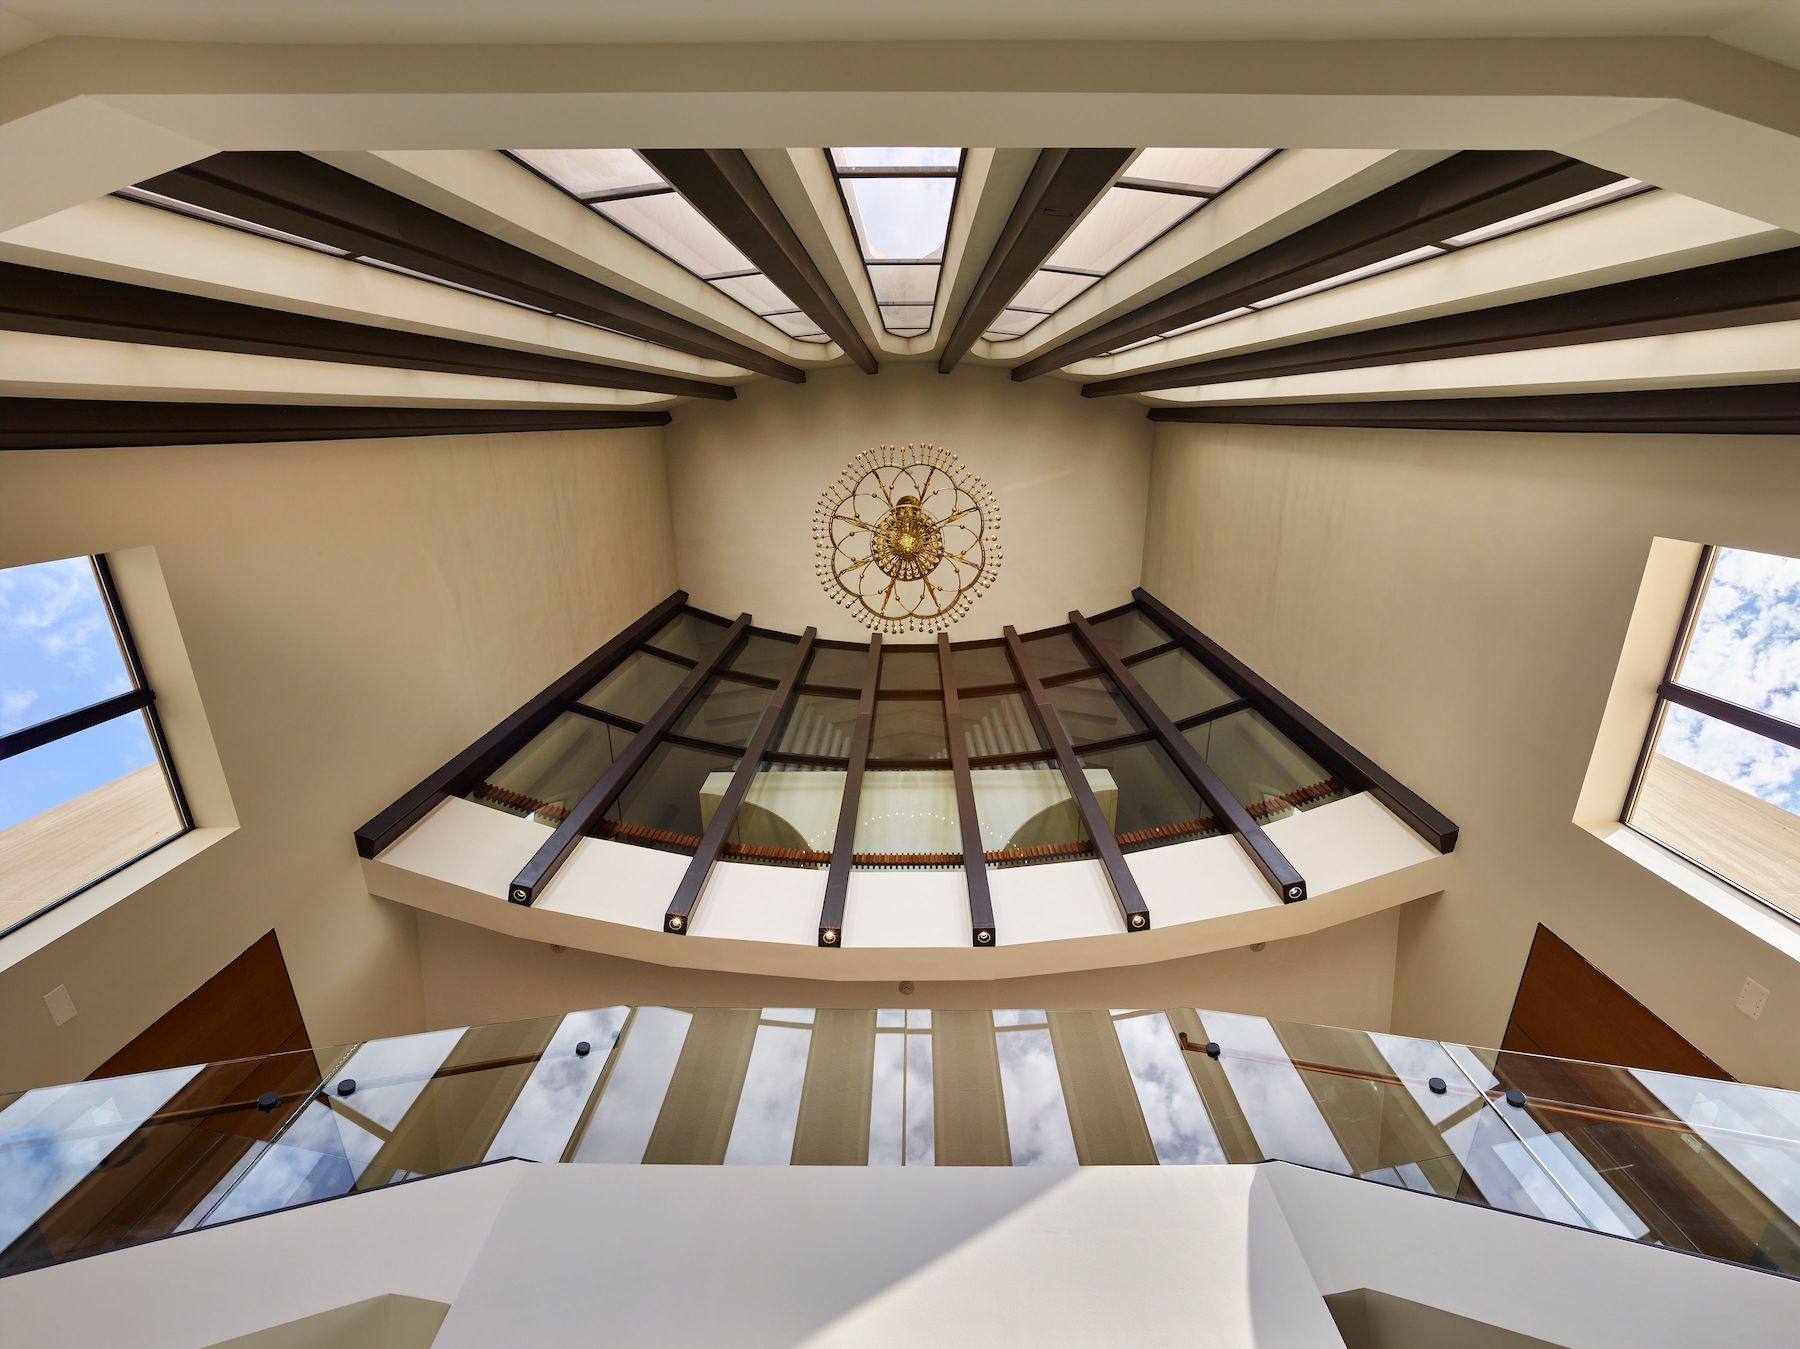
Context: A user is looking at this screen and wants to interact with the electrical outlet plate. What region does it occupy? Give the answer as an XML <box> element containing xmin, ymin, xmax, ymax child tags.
<box><xmin>1736</xmin><ymin>976</ymin><xmax>1769</xmax><ymax>1022</ymax></box>
<box><xmin>44</xmin><ymin>984</ymin><xmax>76</xmax><ymax>1026</ymax></box>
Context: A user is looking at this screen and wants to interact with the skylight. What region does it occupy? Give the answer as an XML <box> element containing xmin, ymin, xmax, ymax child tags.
<box><xmin>0</xmin><ymin>555</ymin><xmax>189</xmax><ymax>936</ymax></box>
<box><xmin>1626</xmin><ymin>544</ymin><xmax>1800</xmax><ymax>918</ymax></box>
<box><xmin>829</xmin><ymin>148</ymin><xmax>964</xmax><ymax>338</ymax></box>
<box><xmin>1100</xmin><ymin>176</ymin><xmax>1651</xmax><ymax>357</ymax></box>
<box><xmin>984</xmin><ymin>148</ymin><xmax>1273</xmax><ymax>344</ymax></box>
<box><xmin>510</xmin><ymin>150</ymin><xmax>827</xmax><ymax>342</ymax></box>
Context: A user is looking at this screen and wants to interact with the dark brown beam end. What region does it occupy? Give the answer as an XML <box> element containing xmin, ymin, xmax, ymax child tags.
<box><xmin>0</xmin><ymin>400</ymin><xmax>672</xmax><ymax>452</ymax></box>
<box><xmin>939</xmin><ymin>148</ymin><xmax>1134</xmax><ymax>373</ymax></box>
<box><xmin>1143</xmin><ymin>382</ymin><xmax>1800</xmax><ymax>435</ymax></box>
<box><xmin>641</xmin><ymin>149</ymin><xmax>878</xmax><ymax>374</ymax></box>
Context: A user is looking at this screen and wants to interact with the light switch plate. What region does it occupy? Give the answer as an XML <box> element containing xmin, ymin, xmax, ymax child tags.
<box><xmin>1736</xmin><ymin>976</ymin><xmax>1769</xmax><ymax>1021</ymax></box>
<box><xmin>44</xmin><ymin>984</ymin><xmax>76</xmax><ymax>1026</ymax></box>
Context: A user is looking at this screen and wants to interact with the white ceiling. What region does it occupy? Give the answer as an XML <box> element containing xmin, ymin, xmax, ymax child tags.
<box><xmin>2</xmin><ymin>0</ymin><xmax>1799</xmax><ymax>65</ymax></box>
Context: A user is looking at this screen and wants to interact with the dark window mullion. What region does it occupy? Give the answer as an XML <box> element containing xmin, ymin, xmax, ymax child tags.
<box><xmin>818</xmin><ymin>635</ymin><xmax>882</xmax><ymax>946</ymax></box>
<box><xmin>938</xmin><ymin>633</ymin><xmax>997</xmax><ymax>946</ymax></box>
<box><xmin>1657</xmin><ymin>682</ymin><xmax>1800</xmax><ymax>754</ymax></box>
<box><xmin>0</xmin><ymin>689</ymin><xmax>154</xmax><ymax>764</ymax></box>
<box><xmin>93</xmin><ymin>553</ymin><xmax>192</xmax><ymax>831</ymax></box>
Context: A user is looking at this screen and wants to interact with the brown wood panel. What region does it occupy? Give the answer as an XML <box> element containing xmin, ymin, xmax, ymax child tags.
<box><xmin>1502</xmin><ymin>925</ymin><xmax>1728</xmax><ymax>1080</ymax></box>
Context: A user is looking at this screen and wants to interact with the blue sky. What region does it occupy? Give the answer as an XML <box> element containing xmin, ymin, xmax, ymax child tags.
<box><xmin>1659</xmin><ymin>546</ymin><xmax>1800</xmax><ymax>814</ymax></box>
<box><xmin>0</xmin><ymin>556</ymin><xmax>157</xmax><ymax>832</ymax></box>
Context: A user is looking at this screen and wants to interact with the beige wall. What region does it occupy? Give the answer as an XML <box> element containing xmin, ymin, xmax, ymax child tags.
<box><xmin>666</xmin><ymin>362</ymin><xmax>1151</xmax><ymax>638</ymax></box>
<box><xmin>0</xmin><ymin>426</ymin><xmax>675</xmax><ymax>1088</ymax></box>
<box><xmin>1144</xmin><ymin>420</ymin><xmax>1800</xmax><ymax>1086</ymax></box>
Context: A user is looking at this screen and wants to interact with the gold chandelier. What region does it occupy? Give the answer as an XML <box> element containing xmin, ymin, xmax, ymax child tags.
<box><xmin>813</xmin><ymin>443</ymin><xmax>1001</xmax><ymax>634</ymax></box>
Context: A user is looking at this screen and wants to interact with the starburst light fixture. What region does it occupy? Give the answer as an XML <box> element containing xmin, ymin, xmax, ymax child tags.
<box><xmin>813</xmin><ymin>443</ymin><xmax>1001</xmax><ymax>633</ymax></box>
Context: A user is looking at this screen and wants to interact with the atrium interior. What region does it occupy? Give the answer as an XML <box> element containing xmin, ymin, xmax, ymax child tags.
<box><xmin>1</xmin><ymin>3</ymin><xmax>1800</xmax><ymax>1344</ymax></box>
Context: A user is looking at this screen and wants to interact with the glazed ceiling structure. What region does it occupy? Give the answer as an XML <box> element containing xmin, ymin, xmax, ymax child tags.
<box><xmin>3</xmin><ymin>140</ymin><xmax>1797</xmax><ymax>448</ymax></box>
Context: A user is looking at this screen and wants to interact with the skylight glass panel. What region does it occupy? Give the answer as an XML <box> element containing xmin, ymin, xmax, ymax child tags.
<box><xmin>504</xmin><ymin>149</ymin><xmax>815</xmax><ymax>344</ymax></box>
<box><xmin>1044</xmin><ymin>188</ymin><xmax>1201</xmax><ymax>275</ymax></box>
<box><xmin>1441</xmin><ymin>179</ymin><xmax>1649</xmax><ymax>248</ymax></box>
<box><xmin>831</xmin><ymin>148</ymin><xmax>964</xmax><ymax>336</ymax></box>
<box><xmin>1011</xmin><ymin>270</ymin><xmax>1100</xmax><ymax>310</ymax></box>
<box><xmin>986</xmin><ymin>309</ymin><xmax>1051</xmax><ymax>339</ymax></box>
<box><xmin>512</xmin><ymin>148</ymin><xmax>665</xmax><ymax>199</ymax></box>
<box><xmin>593</xmin><ymin>192</ymin><xmax>754</xmax><ymax>276</ymax></box>
<box><xmin>1122</xmin><ymin>147</ymin><xmax>1270</xmax><ymax>194</ymax></box>
<box><xmin>764</xmin><ymin>311</ymin><xmax>828</xmax><ymax>340</ymax></box>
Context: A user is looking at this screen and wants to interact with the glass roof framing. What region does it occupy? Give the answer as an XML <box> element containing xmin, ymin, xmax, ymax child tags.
<box><xmin>828</xmin><ymin>148</ymin><xmax>966</xmax><ymax>338</ymax></box>
<box><xmin>984</xmin><ymin>148</ymin><xmax>1276</xmax><ymax>344</ymax></box>
<box><xmin>1101</xmin><ymin>175</ymin><xmax>1653</xmax><ymax>357</ymax></box>
<box><xmin>508</xmin><ymin>149</ymin><xmax>831</xmax><ymax>343</ymax></box>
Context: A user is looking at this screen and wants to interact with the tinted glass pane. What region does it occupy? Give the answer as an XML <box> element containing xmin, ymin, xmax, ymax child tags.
<box><xmin>1090</xmin><ymin>608</ymin><xmax>1172</xmax><ymax>659</ymax></box>
<box><xmin>777</xmin><ymin>692</ymin><xmax>859</xmax><ymax>758</ymax></box>
<box><xmin>972</xmin><ymin>759</ymin><xmax>1093</xmax><ymax>866</ymax></box>
<box><xmin>726</xmin><ymin>765</ymin><xmax>842</xmax><ymax>866</ymax></box>
<box><xmin>878</xmin><ymin>648</ymin><xmax>938</xmax><ymax>691</ymax></box>
<box><xmin>668</xmin><ymin>675</ymin><xmax>774</xmax><ymax>748</ymax></box>
<box><xmin>870</xmin><ymin>698</ymin><xmax>948</xmax><ymax>760</ymax></box>
<box><xmin>802</xmin><ymin>644</ymin><xmax>869</xmax><ymax>690</ymax></box>
<box><xmin>595</xmin><ymin>193</ymin><xmax>752</xmax><ymax>275</ymax></box>
<box><xmin>0</xmin><ymin>712</ymin><xmax>180</xmax><ymax>930</ymax></box>
<box><xmin>1673</xmin><ymin>546</ymin><xmax>1800</xmax><ymax>724</ymax></box>
<box><xmin>577</xmin><ymin>650</ymin><xmax>688</xmax><ymax>723</ymax></box>
<box><xmin>0</xmin><ymin>556</ymin><xmax>133</xmax><ymax>734</ymax></box>
<box><xmin>1131</xmin><ymin>647</ymin><xmax>1238</xmax><ymax>721</ymax></box>
<box><xmin>604</xmin><ymin>743</ymin><xmax>739</xmax><ymax>852</ymax></box>
<box><xmin>647</xmin><ymin>611</ymin><xmax>729</xmax><ymax>663</ymax></box>
<box><xmin>726</xmin><ymin>632</ymin><xmax>800</xmax><ymax>681</ymax></box>
<box><xmin>1018</xmin><ymin>629</ymin><xmax>1092</xmax><ymax>679</ymax></box>
<box><xmin>994</xmin><ymin>1013</ymin><xmax>1077</xmax><ymax>1165</ymax></box>
<box><xmin>1045</xmin><ymin>187</ymin><xmax>1198</xmax><ymax>274</ymax></box>
<box><xmin>1079</xmin><ymin>739</ymin><xmax>1212</xmax><ymax>849</ymax></box>
<box><xmin>1629</xmin><ymin>713</ymin><xmax>1800</xmax><ymax>913</ymax></box>
<box><xmin>949</xmin><ymin>641</ymin><xmax>1015</xmax><ymax>690</ymax></box>
<box><xmin>852</xmin><ymin>768</ymin><xmax>961</xmax><ymax>867</ymax></box>
<box><xmin>1045</xmin><ymin>676</ymin><xmax>1145</xmax><ymax>745</ymax></box>
<box><xmin>513</xmin><ymin>148</ymin><xmax>663</xmax><ymax>196</ymax></box>
<box><xmin>467</xmin><ymin>712</ymin><xmax>630</xmax><ymax>825</ymax></box>
<box><xmin>1125</xmin><ymin>148</ymin><xmax>1269</xmax><ymax>193</ymax></box>
<box><xmin>1184</xmin><ymin>709</ymin><xmax>1346</xmax><ymax>822</ymax></box>
<box><xmin>839</xmin><ymin>177</ymin><xmax>954</xmax><ymax>260</ymax></box>
<box><xmin>960</xmin><ymin>691</ymin><xmax>1042</xmax><ymax>758</ymax></box>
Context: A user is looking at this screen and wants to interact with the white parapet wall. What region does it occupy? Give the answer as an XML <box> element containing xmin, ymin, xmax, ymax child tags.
<box><xmin>4</xmin><ymin>1162</ymin><xmax>1796</xmax><ymax>1348</ymax></box>
<box><xmin>363</xmin><ymin>790</ymin><xmax>1450</xmax><ymax>980</ymax></box>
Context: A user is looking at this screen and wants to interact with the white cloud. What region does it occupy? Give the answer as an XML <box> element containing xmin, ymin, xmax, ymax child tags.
<box><xmin>0</xmin><ymin>556</ymin><xmax>110</xmax><ymax>673</ymax></box>
<box><xmin>0</xmin><ymin>687</ymin><xmax>40</xmax><ymax>733</ymax></box>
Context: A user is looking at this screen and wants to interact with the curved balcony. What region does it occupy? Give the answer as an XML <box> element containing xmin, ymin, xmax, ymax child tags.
<box><xmin>356</xmin><ymin>592</ymin><xmax>1457</xmax><ymax>977</ymax></box>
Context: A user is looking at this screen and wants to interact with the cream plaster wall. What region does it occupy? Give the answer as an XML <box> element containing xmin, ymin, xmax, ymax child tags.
<box><xmin>665</xmin><ymin>362</ymin><xmax>1151</xmax><ymax>639</ymax></box>
<box><xmin>0</xmin><ymin>426</ymin><xmax>676</xmax><ymax>1089</ymax></box>
<box><xmin>1143</xmin><ymin>420</ymin><xmax>1800</xmax><ymax>1087</ymax></box>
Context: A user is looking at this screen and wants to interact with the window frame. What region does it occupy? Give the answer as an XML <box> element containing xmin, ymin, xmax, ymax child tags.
<box><xmin>1621</xmin><ymin>543</ymin><xmax>1800</xmax><ymax>925</ymax></box>
<box><xmin>0</xmin><ymin>553</ymin><xmax>194</xmax><ymax>940</ymax></box>
<box><xmin>826</xmin><ymin>149</ymin><xmax>967</xmax><ymax>338</ymax></box>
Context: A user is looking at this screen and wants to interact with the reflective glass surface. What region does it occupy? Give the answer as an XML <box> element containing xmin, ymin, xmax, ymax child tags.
<box><xmin>852</xmin><ymin>769</ymin><xmax>961</xmax><ymax>867</ymax></box>
<box><xmin>1184</xmin><ymin>709</ymin><xmax>1347</xmax><ymax>822</ymax></box>
<box><xmin>802</xmin><ymin>644</ymin><xmax>869</xmax><ymax>691</ymax></box>
<box><xmin>646</xmin><ymin>610</ymin><xmax>732</xmax><ymax>664</ymax></box>
<box><xmin>726</xmin><ymin>764</ymin><xmax>843</xmax><ymax>866</ymax></box>
<box><xmin>0</xmin><ymin>556</ymin><xmax>131</xmax><ymax>732</ymax></box>
<box><xmin>1046</xmin><ymin>676</ymin><xmax>1146</xmax><ymax>745</ymax></box>
<box><xmin>11</xmin><ymin>1005</ymin><xmax>1797</xmax><ymax>1275</ymax></box>
<box><xmin>1089</xmin><ymin>608</ymin><xmax>1172</xmax><ymax>659</ymax></box>
<box><xmin>1079</xmin><ymin>740</ymin><xmax>1211</xmax><ymax>849</ymax></box>
<box><xmin>468</xmin><ymin>712</ymin><xmax>632</xmax><ymax>824</ymax></box>
<box><xmin>870</xmin><ymin>698</ymin><xmax>948</xmax><ymax>760</ymax></box>
<box><xmin>1019</xmin><ymin>629</ymin><xmax>1093</xmax><ymax>680</ymax></box>
<box><xmin>949</xmin><ymin>641</ymin><xmax>1015</xmax><ymax>690</ymax></box>
<box><xmin>959</xmin><ymin>691</ymin><xmax>1042</xmax><ymax>759</ymax></box>
<box><xmin>725</xmin><ymin>632</ymin><xmax>801</xmax><ymax>682</ymax></box>
<box><xmin>1130</xmin><ymin>647</ymin><xmax>1239</xmax><ymax>721</ymax></box>
<box><xmin>667</xmin><ymin>675</ymin><xmax>774</xmax><ymax>749</ymax></box>
<box><xmin>971</xmin><ymin>759</ymin><xmax>1095</xmax><ymax>864</ymax></box>
<box><xmin>777</xmin><ymin>692</ymin><xmax>859</xmax><ymax>758</ymax></box>
<box><xmin>877</xmin><ymin>647</ymin><xmax>939</xmax><ymax>691</ymax></box>
<box><xmin>577</xmin><ymin>650</ymin><xmax>690</xmax><ymax>724</ymax></box>
<box><xmin>602</xmin><ymin>742</ymin><xmax>740</xmax><ymax>851</ymax></box>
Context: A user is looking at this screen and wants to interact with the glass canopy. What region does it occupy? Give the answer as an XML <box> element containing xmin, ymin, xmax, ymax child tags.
<box><xmin>829</xmin><ymin>148</ymin><xmax>965</xmax><ymax>337</ymax></box>
<box><xmin>985</xmin><ymin>148</ymin><xmax>1273</xmax><ymax>343</ymax></box>
<box><xmin>509</xmin><ymin>150</ymin><xmax>828</xmax><ymax>341</ymax></box>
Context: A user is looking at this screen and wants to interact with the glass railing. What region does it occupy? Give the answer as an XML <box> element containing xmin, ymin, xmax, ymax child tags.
<box><xmin>4</xmin><ymin>1005</ymin><xmax>1795</xmax><ymax>1278</ymax></box>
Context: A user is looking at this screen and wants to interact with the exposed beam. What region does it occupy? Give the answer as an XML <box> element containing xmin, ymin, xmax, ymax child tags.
<box><xmin>1011</xmin><ymin>152</ymin><xmax>1623</xmax><ymax>380</ymax></box>
<box><xmin>639</xmin><ymin>149</ymin><xmax>879</xmax><ymax>374</ymax></box>
<box><xmin>1068</xmin><ymin>610</ymin><xmax>1306</xmax><ymax>904</ymax></box>
<box><xmin>937</xmin><ymin>148</ymin><xmax>1133</xmax><ymax>373</ymax></box>
<box><xmin>1083</xmin><ymin>247</ymin><xmax>1800</xmax><ymax>397</ymax></box>
<box><xmin>354</xmin><ymin>591</ymin><xmax>688</xmax><ymax>859</ymax></box>
<box><xmin>937</xmin><ymin>634</ymin><xmax>997</xmax><ymax>948</ymax></box>
<box><xmin>0</xmin><ymin>262</ymin><xmax>737</xmax><ymax>402</ymax></box>
<box><xmin>817</xmin><ymin>635</ymin><xmax>882</xmax><ymax>947</ymax></box>
<box><xmin>1143</xmin><ymin>382</ymin><xmax>1800</xmax><ymax>436</ymax></box>
<box><xmin>1002</xmin><ymin>626</ymin><xmax>1153</xmax><ymax>934</ymax></box>
<box><xmin>664</xmin><ymin>629</ymin><xmax>818</xmax><ymax>935</ymax></box>
<box><xmin>1134</xmin><ymin>589</ymin><xmax>1459</xmax><ymax>852</ymax></box>
<box><xmin>0</xmin><ymin>400</ymin><xmax>672</xmax><ymax>452</ymax></box>
<box><xmin>509</xmin><ymin>614</ymin><xmax>751</xmax><ymax>905</ymax></box>
<box><xmin>138</xmin><ymin>153</ymin><xmax>806</xmax><ymax>383</ymax></box>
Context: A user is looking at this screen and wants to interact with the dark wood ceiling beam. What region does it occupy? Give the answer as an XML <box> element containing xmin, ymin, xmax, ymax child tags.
<box><xmin>937</xmin><ymin>148</ymin><xmax>1134</xmax><ymax>373</ymax></box>
<box><xmin>1084</xmin><ymin>247</ymin><xmax>1800</xmax><ymax>397</ymax></box>
<box><xmin>0</xmin><ymin>262</ymin><xmax>736</xmax><ymax>401</ymax></box>
<box><xmin>137</xmin><ymin>152</ymin><xmax>806</xmax><ymax>383</ymax></box>
<box><xmin>1010</xmin><ymin>151</ymin><xmax>1624</xmax><ymax>380</ymax></box>
<box><xmin>639</xmin><ymin>149</ymin><xmax>879</xmax><ymax>374</ymax></box>
<box><xmin>1</xmin><ymin>400</ymin><xmax>671</xmax><ymax>452</ymax></box>
<box><xmin>1143</xmin><ymin>382</ymin><xmax>1800</xmax><ymax>435</ymax></box>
